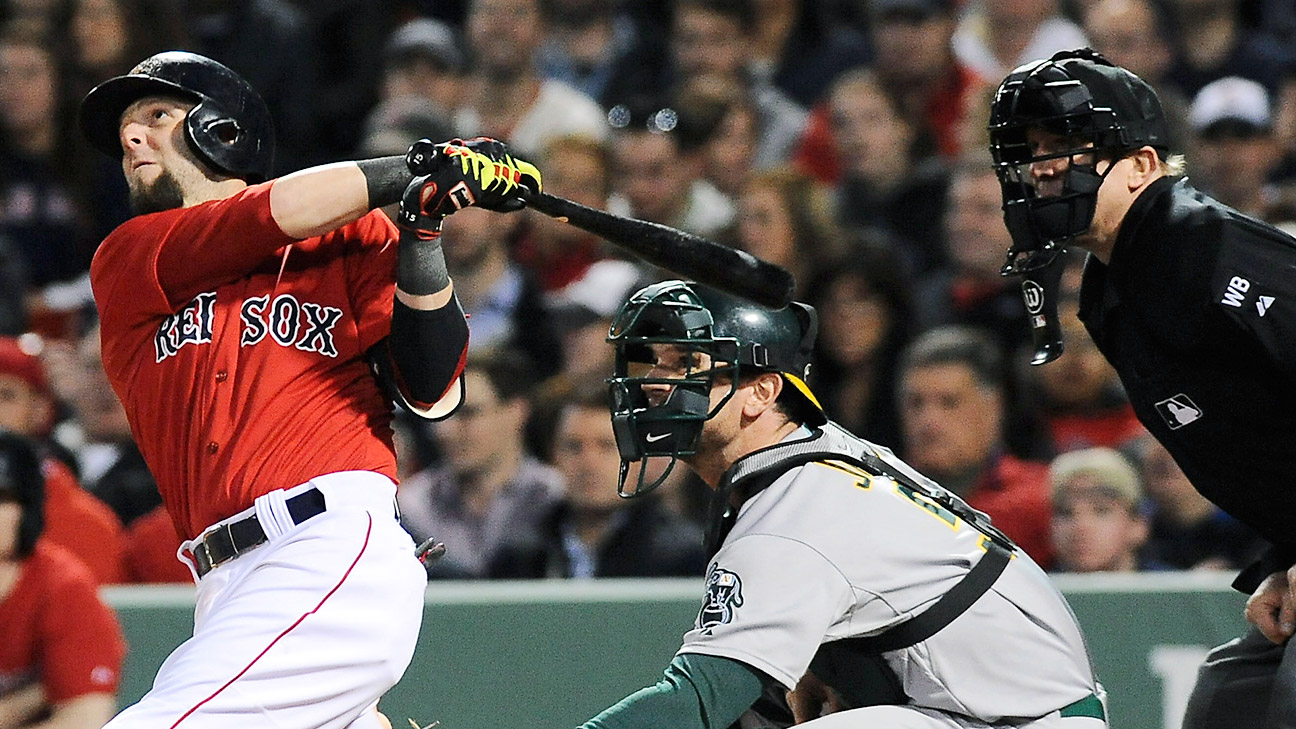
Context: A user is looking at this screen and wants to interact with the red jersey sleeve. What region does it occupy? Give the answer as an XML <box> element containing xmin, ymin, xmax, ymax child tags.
<box><xmin>30</xmin><ymin>544</ymin><xmax>126</xmax><ymax>702</ymax></box>
<box><xmin>91</xmin><ymin>182</ymin><xmax>297</xmax><ymax>318</ymax></box>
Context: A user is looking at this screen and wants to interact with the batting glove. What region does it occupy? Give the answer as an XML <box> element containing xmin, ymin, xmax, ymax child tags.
<box><xmin>404</xmin><ymin>137</ymin><xmax>542</xmax><ymax>215</ymax></box>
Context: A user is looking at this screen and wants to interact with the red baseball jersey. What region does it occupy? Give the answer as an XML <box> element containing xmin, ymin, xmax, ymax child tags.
<box><xmin>0</xmin><ymin>540</ymin><xmax>126</xmax><ymax>703</ymax></box>
<box><xmin>90</xmin><ymin>183</ymin><xmax>402</xmax><ymax>539</ymax></box>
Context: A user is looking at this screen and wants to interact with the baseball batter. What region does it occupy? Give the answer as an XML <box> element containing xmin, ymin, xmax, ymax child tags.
<box><xmin>76</xmin><ymin>51</ymin><xmax>539</xmax><ymax>729</ymax></box>
<box><xmin>575</xmin><ymin>281</ymin><xmax>1107</xmax><ymax>729</ymax></box>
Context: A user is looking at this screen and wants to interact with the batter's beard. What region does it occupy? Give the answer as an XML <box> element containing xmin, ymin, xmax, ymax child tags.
<box><xmin>128</xmin><ymin>170</ymin><xmax>186</xmax><ymax>215</ymax></box>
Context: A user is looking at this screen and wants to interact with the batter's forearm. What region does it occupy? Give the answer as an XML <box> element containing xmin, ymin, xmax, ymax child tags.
<box><xmin>395</xmin><ymin>226</ymin><xmax>451</xmax><ymax>301</ymax></box>
<box><xmin>269</xmin><ymin>158</ymin><xmax>411</xmax><ymax>240</ymax></box>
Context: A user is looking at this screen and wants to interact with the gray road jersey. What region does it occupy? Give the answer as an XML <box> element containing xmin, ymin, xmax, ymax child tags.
<box><xmin>677</xmin><ymin>426</ymin><xmax>1098</xmax><ymax>721</ymax></box>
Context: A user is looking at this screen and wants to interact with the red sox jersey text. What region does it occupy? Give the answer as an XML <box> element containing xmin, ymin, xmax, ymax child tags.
<box><xmin>91</xmin><ymin>183</ymin><xmax>401</xmax><ymax>539</ymax></box>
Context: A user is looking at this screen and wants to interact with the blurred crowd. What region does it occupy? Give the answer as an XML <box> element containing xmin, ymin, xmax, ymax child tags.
<box><xmin>4</xmin><ymin>0</ymin><xmax>1296</xmax><ymax>593</ymax></box>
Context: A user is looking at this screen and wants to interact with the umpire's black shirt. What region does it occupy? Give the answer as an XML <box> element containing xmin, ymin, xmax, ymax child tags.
<box><xmin>1078</xmin><ymin>176</ymin><xmax>1296</xmax><ymax>585</ymax></box>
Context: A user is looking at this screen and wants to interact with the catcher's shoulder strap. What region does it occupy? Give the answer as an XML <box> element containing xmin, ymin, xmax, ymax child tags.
<box><xmin>719</xmin><ymin>423</ymin><xmax>1016</xmax><ymax>653</ymax></box>
<box><xmin>726</xmin><ymin>423</ymin><xmax>1015</xmax><ymax>550</ymax></box>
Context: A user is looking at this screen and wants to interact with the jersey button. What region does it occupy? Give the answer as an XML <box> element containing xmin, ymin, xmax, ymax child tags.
<box><xmin>207</xmin><ymin>442</ymin><xmax>218</xmax><ymax>454</ymax></box>
<box><xmin>215</xmin><ymin>371</ymin><xmax>227</xmax><ymax>382</ymax></box>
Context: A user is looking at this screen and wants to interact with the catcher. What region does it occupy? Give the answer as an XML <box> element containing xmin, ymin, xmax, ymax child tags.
<box><xmin>573</xmin><ymin>281</ymin><xmax>1108</xmax><ymax>728</ymax></box>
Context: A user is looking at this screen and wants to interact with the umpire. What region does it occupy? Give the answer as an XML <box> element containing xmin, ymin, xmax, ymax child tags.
<box><xmin>989</xmin><ymin>48</ymin><xmax>1296</xmax><ymax>728</ymax></box>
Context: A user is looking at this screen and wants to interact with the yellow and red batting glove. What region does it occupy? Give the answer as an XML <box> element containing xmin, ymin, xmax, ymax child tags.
<box><xmin>404</xmin><ymin>136</ymin><xmax>542</xmax><ymax>216</ymax></box>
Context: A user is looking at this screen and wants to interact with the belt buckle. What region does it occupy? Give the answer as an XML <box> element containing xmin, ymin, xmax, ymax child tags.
<box><xmin>198</xmin><ymin>523</ymin><xmax>237</xmax><ymax>576</ymax></box>
<box><xmin>194</xmin><ymin>542</ymin><xmax>214</xmax><ymax>576</ymax></box>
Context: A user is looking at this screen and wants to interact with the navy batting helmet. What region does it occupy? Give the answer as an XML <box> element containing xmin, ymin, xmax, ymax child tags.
<box><xmin>79</xmin><ymin>51</ymin><xmax>276</xmax><ymax>182</ymax></box>
<box><xmin>0</xmin><ymin>431</ymin><xmax>45</xmax><ymax>559</ymax></box>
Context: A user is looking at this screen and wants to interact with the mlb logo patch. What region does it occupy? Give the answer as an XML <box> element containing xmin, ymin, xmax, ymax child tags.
<box><xmin>1155</xmin><ymin>395</ymin><xmax>1202</xmax><ymax>430</ymax></box>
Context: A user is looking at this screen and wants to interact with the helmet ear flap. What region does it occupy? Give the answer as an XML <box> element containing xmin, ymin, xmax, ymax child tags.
<box><xmin>186</xmin><ymin>99</ymin><xmax>274</xmax><ymax>183</ymax></box>
<box><xmin>789</xmin><ymin>302</ymin><xmax>817</xmax><ymax>378</ymax></box>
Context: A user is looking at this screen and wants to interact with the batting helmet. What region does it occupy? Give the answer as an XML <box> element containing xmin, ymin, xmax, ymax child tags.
<box><xmin>606</xmin><ymin>280</ymin><xmax>823</xmax><ymax>496</ymax></box>
<box><xmin>0</xmin><ymin>431</ymin><xmax>45</xmax><ymax>560</ymax></box>
<box><xmin>79</xmin><ymin>51</ymin><xmax>276</xmax><ymax>182</ymax></box>
<box><xmin>988</xmin><ymin>48</ymin><xmax>1170</xmax><ymax>274</ymax></box>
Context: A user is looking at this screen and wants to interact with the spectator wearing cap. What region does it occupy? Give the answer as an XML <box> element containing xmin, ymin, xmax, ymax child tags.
<box><xmin>1186</xmin><ymin>76</ymin><xmax>1284</xmax><ymax>223</ymax></box>
<box><xmin>0</xmin><ymin>430</ymin><xmax>127</xmax><ymax>729</ymax></box>
<box><xmin>527</xmin><ymin>260</ymin><xmax>647</xmax><ymax>460</ymax></box>
<box><xmin>0</xmin><ymin>335</ymin><xmax>126</xmax><ymax>584</ymax></box>
<box><xmin>1048</xmin><ymin>447</ymin><xmax>1170</xmax><ymax>573</ymax></box>
<box><xmin>358</xmin><ymin>18</ymin><xmax>464</xmax><ymax>158</ymax></box>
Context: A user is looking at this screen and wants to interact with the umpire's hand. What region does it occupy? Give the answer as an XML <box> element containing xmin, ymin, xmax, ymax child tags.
<box><xmin>1245</xmin><ymin>566</ymin><xmax>1296</xmax><ymax>644</ymax></box>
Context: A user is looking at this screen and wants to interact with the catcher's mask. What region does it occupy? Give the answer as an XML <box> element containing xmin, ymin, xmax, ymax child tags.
<box><xmin>606</xmin><ymin>280</ymin><xmax>823</xmax><ymax>497</ymax></box>
<box><xmin>988</xmin><ymin>47</ymin><xmax>1169</xmax><ymax>362</ymax></box>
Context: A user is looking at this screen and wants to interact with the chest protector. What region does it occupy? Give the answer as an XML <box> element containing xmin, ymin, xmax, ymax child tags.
<box><xmin>707</xmin><ymin>423</ymin><xmax>1017</xmax><ymax>713</ymax></box>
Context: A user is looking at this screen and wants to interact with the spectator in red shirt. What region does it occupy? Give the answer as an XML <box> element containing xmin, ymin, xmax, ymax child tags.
<box><xmin>0</xmin><ymin>334</ymin><xmax>126</xmax><ymax>585</ymax></box>
<box><xmin>513</xmin><ymin>135</ymin><xmax>615</xmax><ymax>293</ymax></box>
<box><xmin>121</xmin><ymin>503</ymin><xmax>191</xmax><ymax>584</ymax></box>
<box><xmin>897</xmin><ymin>325</ymin><xmax>1054</xmax><ymax>564</ymax></box>
<box><xmin>1021</xmin><ymin>291</ymin><xmax>1147</xmax><ymax>454</ymax></box>
<box><xmin>0</xmin><ymin>429</ymin><xmax>126</xmax><ymax>728</ymax></box>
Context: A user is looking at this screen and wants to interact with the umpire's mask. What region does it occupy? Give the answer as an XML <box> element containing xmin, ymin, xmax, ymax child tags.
<box><xmin>988</xmin><ymin>48</ymin><xmax>1170</xmax><ymax>274</ymax></box>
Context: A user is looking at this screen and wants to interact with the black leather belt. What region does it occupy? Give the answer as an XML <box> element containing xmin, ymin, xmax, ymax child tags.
<box><xmin>193</xmin><ymin>488</ymin><xmax>327</xmax><ymax>577</ymax></box>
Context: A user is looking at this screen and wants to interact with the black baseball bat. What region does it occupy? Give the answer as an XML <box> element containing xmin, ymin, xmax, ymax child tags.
<box><xmin>518</xmin><ymin>187</ymin><xmax>795</xmax><ymax>309</ymax></box>
<box><xmin>404</xmin><ymin>139</ymin><xmax>795</xmax><ymax>308</ymax></box>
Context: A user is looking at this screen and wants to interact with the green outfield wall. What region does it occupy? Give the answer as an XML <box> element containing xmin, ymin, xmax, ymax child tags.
<box><xmin>103</xmin><ymin>572</ymin><xmax>1247</xmax><ymax>729</ymax></box>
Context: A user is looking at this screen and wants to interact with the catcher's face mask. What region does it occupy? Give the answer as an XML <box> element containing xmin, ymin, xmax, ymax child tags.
<box><xmin>606</xmin><ymin>283</ymin><xmax>744</xmax><ymax>497</ymax></box>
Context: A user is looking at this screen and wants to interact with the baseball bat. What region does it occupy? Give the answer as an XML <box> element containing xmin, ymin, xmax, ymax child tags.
<box><xmin>404</xmin><ymin>140</ymin><xmax>795</xmax><ymax>308</ymax></box>
<box><xmin>517</xmin><ymin>187</ymin><xmax>795</xmax><ymax>309</ymax></box>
